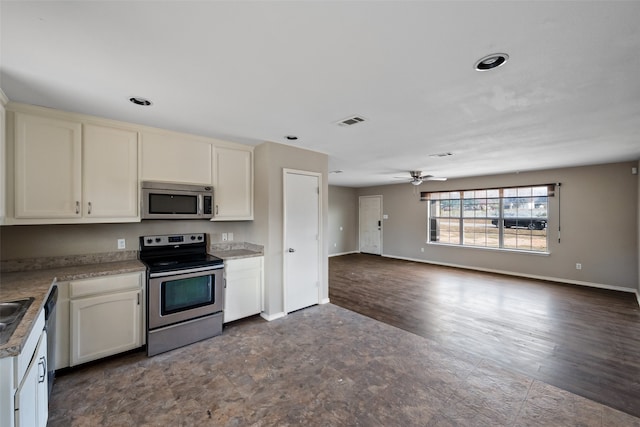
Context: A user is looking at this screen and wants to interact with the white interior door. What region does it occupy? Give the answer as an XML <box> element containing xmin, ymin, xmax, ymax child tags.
<box><xmin>284</xmin><ymin>169</ymin><xmax>321</xmax><ymax>313</ymax></box>
<box><xmin>359</xmin><ymin>195</ymin><xmax>382</xmax><ymax>255</ymax></box>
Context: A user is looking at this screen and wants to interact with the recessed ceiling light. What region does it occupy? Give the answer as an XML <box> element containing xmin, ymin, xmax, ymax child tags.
<box><xmin>285</xmin><ymin>135</ymin><xmax>298</xmax><ymax>141</ymax></box>
<box><xmin>474</xmin><ymin>53</ymin><xmax>509</xmax><ymax>71</ymax></box>
<box><xmin>329</xmin><ymin>170</ymin><xmax>344</xmax><ymax>174</ymax></box>
<box><xmin>428</xmin><ymin>152</ymin><xmax>453</xmax><ymax>158</ymax></box>
<box><xmin>129</xmin><ymin>97</ymin><xmax>152</xmax><ymax>106</ymax></box>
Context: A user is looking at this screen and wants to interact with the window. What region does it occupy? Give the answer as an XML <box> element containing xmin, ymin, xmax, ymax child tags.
<box><xmin>425</xmin><ymin>185</ymin><xmax>551</xmax><ymax>252</ymax></box>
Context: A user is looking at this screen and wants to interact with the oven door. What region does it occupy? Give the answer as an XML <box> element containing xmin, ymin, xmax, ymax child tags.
<box><xmin>148</xmin><ymin>266</ymin><xmax>224</xmax><ymax>330</ymax></box>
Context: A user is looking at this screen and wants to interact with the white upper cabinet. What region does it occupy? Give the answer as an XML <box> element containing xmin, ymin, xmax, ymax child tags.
<box><xmin>213</xmin><ymin>146</ymin><xmax>253</xmax><ymax>220</ymax></box>
<box><xmin>12</xmin><ymin>111</ymin><xmax>138</xmax><ymax>223</ymax></box>
<box><xmin>83</xmin><ymin>124</ymin><xmax>138</xmax><ymax>218</ymax></box>
<box><xmin>140</xmin><ymin>131</ymin><xmax>213</xmax><ymax>185</ymax></box>
<box><xmin>14</xmin><ymin>113</ymin><xmax>82</xmax><ymax>218</ymax></box>
<box><xmin>4</xmin><ymin>103</ymin><xmax>255</xmax><ymax>224</ymax></box>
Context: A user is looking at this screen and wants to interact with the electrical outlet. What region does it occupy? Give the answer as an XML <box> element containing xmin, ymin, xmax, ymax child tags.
<box><xmin>576</xmin><ymin>263</ymin><xmax>582</xmax><ymax>270</ymax></box>
<box><xmin>117</xmin><ymin>238</ymin><xmax>126</xmax><ymax>250</ymax></box>
<box><xmin>228</xmin><ymin>232</ymin><xmax>234</xmax><ymax>241</ymax></box>
<box><xmin>222</xmin><ymin>233</ymin><xmax>228</xmax><ymax>241</ymax></box>
<box><xmin>421</xmin><ymin>247</ymin><xmax>424</xmax><ymax>253</ymax></box>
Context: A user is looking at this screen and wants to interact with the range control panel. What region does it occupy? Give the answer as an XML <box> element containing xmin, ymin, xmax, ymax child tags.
<box><xmin>141</xmin><ymin>233</ymin><xmax>205</xmax><ymax>247</ymax></box>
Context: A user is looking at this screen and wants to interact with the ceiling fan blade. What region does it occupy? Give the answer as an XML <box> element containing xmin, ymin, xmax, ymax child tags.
<box><xmin>422</xmin><ymin>176</ymin><xmax>447</xmax><ymax>181</ymax></box>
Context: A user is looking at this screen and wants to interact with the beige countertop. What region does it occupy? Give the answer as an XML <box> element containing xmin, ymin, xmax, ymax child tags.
<box><xmin>0</xmin><ymin>260</ymin><xmax>145</xmax><ymax>358</ymax></box>
<box><xmin>211</xmin><ymin>249</ymin><xmax>264</xmax><ymax>260</ymax></box>
<box><xmin>210</xmin><ymin>242</ymin><xmax>264</xmax><ymax>261</ymax></box>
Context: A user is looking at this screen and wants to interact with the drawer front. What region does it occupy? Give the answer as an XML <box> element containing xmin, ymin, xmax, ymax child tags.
<box><xmin>69</xmin><ymin>272</ymin><xmax>142</xmax><ymax>298</ymax></box>
<box><xmin>224</xmin><ymin>257</ymin><xmax>262</xmax><ymax>274</ymax></box>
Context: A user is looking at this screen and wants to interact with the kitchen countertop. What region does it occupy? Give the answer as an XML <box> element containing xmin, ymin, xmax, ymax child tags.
<box><xmin>0</xmin><ymin>260</ymin><xmax>145</xmax><ymax>358</ymax></box>
<box><xmin>210</xmin><ymin>242</ymin><xmax>264</xmax><ymax>260</ymax></box>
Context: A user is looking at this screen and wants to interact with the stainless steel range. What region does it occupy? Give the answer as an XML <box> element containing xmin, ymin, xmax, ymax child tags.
<box><xmin>139</xmin><ymin>233</ymin><xmax>224</xmax><ymax>356</ymax></box>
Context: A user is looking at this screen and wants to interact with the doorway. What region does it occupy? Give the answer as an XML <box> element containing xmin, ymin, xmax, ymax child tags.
<box><xmin>359</xmin><ymin>195</ymin><xmax>382</xmax><ymax>255</ymax></box>
<box><xmin>283</xmin><ymin>169</ymin><xmax>322</xmax><ymax>313</ymax></box>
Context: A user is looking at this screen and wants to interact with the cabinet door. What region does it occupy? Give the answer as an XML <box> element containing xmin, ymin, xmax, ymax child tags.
<box><xmin>70</xmin><ymin>290</ymin><xmax>142</xmax><ymax>366</ymax></box>
<box><xmin>140</xmin><ymin>131</ymin><xmax>213</xmax><ymax>184</ymax></box>
<box><xmin>83</xmin><ymin>124</ymin><xmax>138</xmax><ymax>218</ymax></box>
<box><xmin>15</xmin><ymin>330</ymin><xmax>48</xmax><ymax>427</ymax></box>
<box><xmin>14</xmin><ymin>113</ymin><xmax>82</xmax><ymax>218</ymax></box>
<box><xmin>224</xmin><ymin>258</ymin><xmax>263</xmax><ymax>323</ymax></box>
<box><xmin>213</xmin><ymin>147</ymin><xmax>253</xmax><ymax>220</ymax></box>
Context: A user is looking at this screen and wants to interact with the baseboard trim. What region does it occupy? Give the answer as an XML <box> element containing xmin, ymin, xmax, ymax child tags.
<box><xmin>260</xmin><ymin>311</ymin><xmax>286</xmax><ymax>322</ymax></box>
<box><xmin>320</xmin><ymin>298</ymin><xmax>330</xmax><ymax>305</ymax></box>
<box><xmin>329</xmin><ymin>251</ymin><xmax>359</xmax><ymax>258</ymax></box>
<box><xmin>382</xmin><ymin>254</ymin><xmax>638</xmax><ymax>295</ymax></box>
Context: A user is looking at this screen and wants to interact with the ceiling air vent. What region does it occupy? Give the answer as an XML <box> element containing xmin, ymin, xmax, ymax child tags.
<box><xmin>336</xmin><ymin>115</ymin><xmax>366</xmax><ymax>127</ymax></box>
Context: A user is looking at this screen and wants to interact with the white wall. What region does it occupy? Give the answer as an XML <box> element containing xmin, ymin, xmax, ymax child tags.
<box><xmin>248</xmin><ymin>141</ymin><xmax>329</xmax><ymax>318</ymax></box>
<box><xmin>328</xmin><ymin>185</ymin><xmax>358</xmax><ymax>255</ymax></box>
<box><xmin>637</xmin><ymin>164</ymin><xmax>640</xmax><ymax>299</ymax></box>
<box><xmin>351</xmin><ymin>161</ymin><xmax>638</xmax><ymax>291</ymax></box>
<box><xmin>0</xmin><ymin>89</ymin><xmax>7</xmax><ymax>224</ymax></box>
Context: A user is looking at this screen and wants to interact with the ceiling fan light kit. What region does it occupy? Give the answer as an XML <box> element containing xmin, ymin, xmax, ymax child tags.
<box><xmin>406</xmin><ymin>170</ymin><xmax>447</xmax><ymax>186</ymax></box>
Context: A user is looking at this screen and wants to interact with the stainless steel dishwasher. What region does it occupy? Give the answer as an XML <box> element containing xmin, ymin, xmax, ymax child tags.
<box><xmin>44</xmin><ymin>285</ymin><xmax>58</xmax><ymax>397</ymax></box>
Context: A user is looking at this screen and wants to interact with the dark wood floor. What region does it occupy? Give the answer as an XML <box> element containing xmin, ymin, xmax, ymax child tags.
<box><xmin>329</xmin><ymin>253</ymin><xmax>640</xmax><ymax>418</ymax></box>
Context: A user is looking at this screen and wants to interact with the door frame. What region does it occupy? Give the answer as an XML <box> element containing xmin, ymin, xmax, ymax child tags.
<box><xmin>359</xmin><ymin>195</ymin><xmax>383</xmax><ymax>255</ymax></box>
<box><xmin>282</xmin><ymin>168</ymin><xmax>323</xmax><ymax>314</ymax></box>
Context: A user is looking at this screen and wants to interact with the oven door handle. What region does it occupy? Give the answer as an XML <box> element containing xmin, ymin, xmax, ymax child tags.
<box><xmin>149</xmin><ymin>264</ymin><xmax>224</xmax><ymax>278</ymax></box>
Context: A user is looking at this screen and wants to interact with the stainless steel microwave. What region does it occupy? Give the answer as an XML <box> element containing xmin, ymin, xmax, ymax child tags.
<box><xmin>141</xmin><ymin>181</ymin><xmax>213</xmax><ymax>220</ymax></box>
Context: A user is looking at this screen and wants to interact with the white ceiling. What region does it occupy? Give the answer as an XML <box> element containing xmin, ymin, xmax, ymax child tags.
<box><xmin>2</xmin><ymin>1</ymin><xmax>639</xmax><ymax>187</ymax></box>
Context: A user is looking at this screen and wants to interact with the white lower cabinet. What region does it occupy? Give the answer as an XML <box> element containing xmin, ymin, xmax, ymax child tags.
<box><xmin>69</xmin><ymin>272</ymin><xmax>144</xmax><ymax>366</ymax></box>
<box><xmin>224</xmin><ymin>257</ymin><xmax>263</xmax><ymax>323</ymax></box>
<box><xmin>0</xmin><ymin>310</ymin><xmax>47</xmax><ymax>427</ymax></box>
<box><xmin>15</xmin><ymin>330</ymin><xmax>48</xmax><ymax>427</ymax></box>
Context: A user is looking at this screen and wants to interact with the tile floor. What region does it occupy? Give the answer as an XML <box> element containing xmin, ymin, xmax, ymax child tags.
<box><xmin>48</xmin><ymin>304</ymin><xmax>640</xmax><ymax>426</ymax></box>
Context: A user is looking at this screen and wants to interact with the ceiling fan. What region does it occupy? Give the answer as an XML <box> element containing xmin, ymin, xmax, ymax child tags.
<box><xmin>402</xmin><ymin>171</ymin><xmax>448</xmax><ymax>186</ymax></box>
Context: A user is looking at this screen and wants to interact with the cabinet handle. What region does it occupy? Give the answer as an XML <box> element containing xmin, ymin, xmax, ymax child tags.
<box><xmin>75</xmin><ymin>201</ymin><xmax>80</xmax><ymax>214</ymax></box>
<box><xmin>137</xmin><ymin>293</ymin><xmax>140</xmax><ymax>305</ymax></box>
<box><xmin>88</xmin><ymin>202</ymin><xmax>92</xmax><ymax>215</ymax></box>
<box><xmin>38</xmin><ymin>356</ymin><xmax>46</xmax><ymax>383</ymax></box>
<box><xmin>215</xmin><ymin>205</ymin><xmax>219</xmax><ymax>215</ymax></box>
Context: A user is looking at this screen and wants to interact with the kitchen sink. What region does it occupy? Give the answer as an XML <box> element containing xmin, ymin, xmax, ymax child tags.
<box><xmin>0</xmin><ymin>298</ymin><xmax>34</xmax><ymax>345</ymax></box>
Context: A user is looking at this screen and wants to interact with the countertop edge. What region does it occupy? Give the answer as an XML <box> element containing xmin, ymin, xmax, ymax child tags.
<box><xmin>210</xmin><ymin>249</ymin><xmax>264</xmax><ymax>261</ymax></box>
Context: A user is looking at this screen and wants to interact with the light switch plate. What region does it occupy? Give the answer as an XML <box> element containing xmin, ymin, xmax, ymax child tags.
<box><xmin>222</xmin><ymin>233</ymin><xmax>228</xmax><ymax>241</ymax></box>
<box><xmin>117</xmin><ymin>239</ymin><xmax>126</xmax><ymax>250</ymax></box>
<box><xmin>228</xmin><ymin>232</ymin><xmax>234</xmax><ymax>241</ymax></box>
